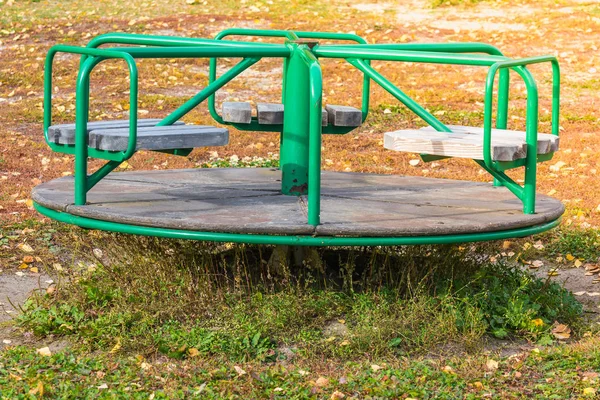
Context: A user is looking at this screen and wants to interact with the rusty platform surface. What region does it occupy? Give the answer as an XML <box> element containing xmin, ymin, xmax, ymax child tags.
<box><xmin>32</xmin><ymin>168</ymin><xmax>565</xmax><ymax>237</ymax></box>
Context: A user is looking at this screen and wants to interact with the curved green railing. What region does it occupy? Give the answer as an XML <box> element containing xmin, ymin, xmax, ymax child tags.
<box><xmin>41</xmin><ymin>30</ymin><xmax>561</xmax><ymax>232</ymax></box>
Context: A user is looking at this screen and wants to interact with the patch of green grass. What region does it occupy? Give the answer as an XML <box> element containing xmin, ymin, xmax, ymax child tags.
<box><xmin>545</xmin><ymin>228</ymin><xmax>600</xmax><ymax>261</ymax></box>
<box><xmin>3</xmin><ymin>336</ymin><xmax>600</xmax><ymax>398</ymax></box>
<box><xmin>17</xmin><ymin>237</ymin><xmax>583</xmax><ymax>362</ymax></box>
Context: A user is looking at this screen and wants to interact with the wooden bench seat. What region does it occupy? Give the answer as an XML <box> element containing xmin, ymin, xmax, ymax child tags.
<box><xmin>48</xmin><ymin>119</ymin><xmax>184</xmax><ymax>145</ymax></box>
<box><xmin>88</xmin><ymin>125</ymin><xmax>229</xmax><ymax>152</ymax></box>
<box><xmin>221</xmin><ymin>102</ymin><xmax>362</xmax><ymax>127</ymax></box>
<box><xmin>384</xmin><ymin>126</ymin><xmax>558</xmax><ymax>162</ymax></box>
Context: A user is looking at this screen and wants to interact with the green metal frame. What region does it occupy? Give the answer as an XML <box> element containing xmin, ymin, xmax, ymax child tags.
<box><xmin>39</xmin><ymin>29</ymin><xmax>562</xmax><ymax>245</ymax></box>
<box><xmin>34</xmin><ymin>203</ymin><xmax>561</xmax><ymax>247</ymax></box>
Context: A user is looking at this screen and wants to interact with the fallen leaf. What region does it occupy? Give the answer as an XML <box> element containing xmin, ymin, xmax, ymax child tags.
<box><xmin>30</xmin><ymin>267</ymin><xmax>38</xmax><ymax>273</ymax></box>
<box><xmin>109</xmin><ymin>338</ymin><xmax>121</xmax><ymax>354</ymax></box>
<box><xmin>331</xmin><ymin>390</ymin><xmax>345</xmax><ymax>399</ymax></box>
<box><xmin>315</xmin><ymin>377</ymin><xmax>330</xmax><ymax>387</ymax></box>
<box><xmin>28</xmin><ymin>381</ymin><xmax>44</xmax><ymax>396</ymax></box>
<box><xmin>566</xmin><ymin>253</ymin><xmax>575</xmax><ymax>261</ymax></box>
<box><xmin>22</xmin><ymin>256</ymin><xmax>34</xmax><ymax>264</ymax></box>
<box><xmin>97</xmin><ymin>383</ymin><xmax>108</xmax><ymax>390</ymax></box>
<box><xmin>371</xmin><ymin>364</ymin><xmax>382</xmax><ymax>372</ymax></box>
<box><xmin>531</xmin><ymin>260</ymin><xmax>544</xmax><ymax>269</ymax></box>
<box><xmin>486</xmin><ymin>359</ymin><xmax>499</xmax><ymax>371</ymax></box>
<box><xmin>583</xmin><ymin>387</ymin><xmax>596</xmax><ymax>396</ymax></box>
<box><xmin>36</xmin><ymin>347</ymin><xmax>52</xmax><ymax>357</ymax></box>
<box><xmin>552</xmin><ymin>323</ymin><xmax>571</xmax><ymax>340</ymax></box>
<box><xmin>531</xmin><ymin>318</ymin><xmax>544</xmax><ymax>327</ymax></box>
<box><xmin>442</xmin><ymin>365</ymin><xmax>454</xmax><ymax>374</ymax></box>
<box><xmin>188</xmin><ymin>348</ymin><xmax>199</xmax><ymax>357</ymax></box>
<box><xmin>234</xmin><ymin>366</ymin><xmax>246</xmax><ymax>376</ymax></box>
<box><xmin>17</xmin><ymin>243</ymin><xmax>34</xmax><ymax>253</ymax></box>
<box><xmin>574</xmin><ymin>259</ymin><xmax>583</xmax><ymax>268</ymax></box>
<box><xmin>473</xmin><ymin>381</ymin><xmax>484</xmax><ymax>389</ymax></box>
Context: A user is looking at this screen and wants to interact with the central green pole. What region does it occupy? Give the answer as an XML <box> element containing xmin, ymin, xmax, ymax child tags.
<box><xmin>280</xmin><ymin>43</ymin><xmax>311</xmax><ymax>195</ymax></box>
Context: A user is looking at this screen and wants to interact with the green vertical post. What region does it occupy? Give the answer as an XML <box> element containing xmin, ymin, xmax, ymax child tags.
<box><xmin>74</xmin><ymin>58</ymin><xmax>92</xmax><ymax>206</ymax></box>
<box><xmin>493</xmin><ymin>69</ymin><xmax>510</xmax><ymax>187</ymax></box>
<box><xmin>280</xmin><ymin>43</ymin><xmax>311</xmax><ymax>195</ymax></box>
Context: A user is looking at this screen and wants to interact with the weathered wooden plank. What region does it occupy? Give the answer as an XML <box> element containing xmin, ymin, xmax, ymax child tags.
<box><xmin>321</xmin><ymin>109</ymin><xmax>328</xmax><ymax>126</ymax></box>
<box><xmin>421</xmin><ymin>125</ymin><xmax>559</xmax><ymax>154</ymax></box>
<box><xmin>383</xmin><ymin>130</ymin><xmax>527</xmax><ymax>161</ymax></box>
<box><xmin>257</xmin><ymin>103</ymin><xmax>284</xmax><ymax>125</ymax></box>
<box><xmin>325</xmin><ymin>105</ymin><xmax>362</xmax><ymax>127</ymax></box>
<box><xmin>48</xmin><ymin>119</ymin><xmax>184</xmax><ymax>145</ymax></box>
<box><xmin>222</xmin><ymin>102</ymin><xmax>252</xmax><ymax>124</ymax></box>
<box><xmin>89</xmin><ymin>125</ymin><xmax>229</xmax><ymax>151</ymax></box>
<box><xmin>32</xmin><ymin>168</ymin><xmax>564</xmax><ymax>237</ymax></box>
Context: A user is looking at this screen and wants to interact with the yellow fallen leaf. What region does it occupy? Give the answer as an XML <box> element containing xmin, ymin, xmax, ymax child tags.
<box><xmin>486</xmin><ymin>359</ymin><xmax>499</xmax><ymax>371</ymax></box>
<box><xmin>36</xmin><ymin>347</ymin><xmax>52</xmax><ymax>357</ymax></box>
<box><xmin>531</xmin><ymin>318</ymin><xmax>544</xmax><ymax>327</ymax></box>
<box><xmin>28</xmin><ymin>381</ymin><xmax>44</xmax><ymax>396</ymax></box>
<box><xmin>502</xmin><ymin>241</ymin><xmax>512</xmax><ymax>249</ymax></box>
<box><xmin>109</xmin><ymin>338</ymin><xmax>121</xmax><ymax>354</ymax></box>
<box><xmin>17</xmin><ymin>243</ymin><xmax>34</xmax><ymax>253</ymax></box>
<box><xmin>331</xmin><ymin>391</ymin><xmax>345</xmax><ymax>399</ymax></box>
<box><xmin>18</xmin><ymin>263</ymin><xmax>28</xmax><ymax>269</ymax></box>
<box><xmin>566</xmin><ymin>254</ymin><xmax>575</xmax><ymax>261</ymax></box>
<box><xmin>188</xmin><ymin>348</ymin><xmax>199</xmax><ymax>357</ymax></box>
<box><xmin>574</xmin><ymin>259</ymin><xmax>583</xmax><ymax>268</ymax></box>
<box><xmin>30</xmin><ymin>267</ymin><xmax>39</xmax><ymax>273</ymax></box>
<box><xmin>473</xmin><ymin>381</ymin><xmax>484</xmax><ymax>389</ymax></box>
<box><xmin>442</xmin><ymin>365</ymin><xmax>454</xmax><ymax>374</ymax></box>
<box><xmin>583</xmin><ymin>387</ymin><xmax>596</xmax><ymax>396</ymax></box>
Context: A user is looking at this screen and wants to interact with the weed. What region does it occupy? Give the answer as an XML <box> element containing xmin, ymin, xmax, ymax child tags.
<box><xmin>545</xmin><ymin>228</ymin><xmax>600</xmax><ymax>261</ymax></box>
<box><xmin>17</xmin><ymin>235</ymin><xmax>583</xmax><ymax>360</ymax></box>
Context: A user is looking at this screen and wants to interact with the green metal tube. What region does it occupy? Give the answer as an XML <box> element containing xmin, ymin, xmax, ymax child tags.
<box><xmin>302</xmin><ymin>50</ymin><xmax>323</xmax><ymax>226</ymax></box>
<box><xmin>347</xmin><ymin>58</ymin><xmax>450</xmax><ymax>132</ymax></box>
<box><xmin>87</xmin><ymin>33</ymin><xmax>281</xmax><ymax>49</ymax></box>
<box><xmin>280</xmin><ymin>43</ymin><xmax>311</xmax><ymax>196</ymax></box>
<box><xmin>45</xmin><ymin>46</ymin><xmax>138</xmax><ymax>205</ymax></box>
<box><xmin>314</xmin><ymin>46</ymin><xmax>507</xmax><ymax>66</ymax></box>
<box><xmin>160</xmin><ymin>57</ymin><xmax>260</xmax><ymax>126</ymax></box>
<box><xmin>215</xmin><ymin>28</ymin><xmax>299</xmax><ymax>41</ymax></box>
<box><xmin>105</xmin><ymin>46</ymin><xmax>290</xmax><ymax>58</ymax></box>
<box><xmin>34</xmin><ymin>202</ymin><xmax>562</xmax><ymax>247</ymax></box>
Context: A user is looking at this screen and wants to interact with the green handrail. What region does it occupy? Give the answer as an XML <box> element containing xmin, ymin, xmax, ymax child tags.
<box><xmin>210</xmin><ymin>29</ymin><xmax>371</xmax><ymax>125</ymax></box>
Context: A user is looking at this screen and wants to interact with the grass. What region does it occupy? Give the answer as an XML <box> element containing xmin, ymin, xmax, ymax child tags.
<box><xmin>2</xmin><ymin>0</ymin><xmax>600</xmax><ymax>396</ymax></box>
<box><xmin>3</xmin><ymin>332</ymin><xmax>600</xmax><ymax>398</ymax></box>
<box><xmin>16</xmin><ymin>235</ymin><xmax>583</xmax><ymax>359</ymax></box>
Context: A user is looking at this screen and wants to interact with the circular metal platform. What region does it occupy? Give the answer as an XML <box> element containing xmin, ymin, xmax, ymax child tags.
<box><xmin>32</xmin><ymin>168</ymin><xmax>564</xmax><ymax>246</ymax></box>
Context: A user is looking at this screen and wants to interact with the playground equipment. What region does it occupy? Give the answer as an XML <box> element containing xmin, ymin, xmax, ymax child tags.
<box><xmin>33</xmin><ymin>29</ymin><xmax>564</xmax><ymax>246</ymax></box>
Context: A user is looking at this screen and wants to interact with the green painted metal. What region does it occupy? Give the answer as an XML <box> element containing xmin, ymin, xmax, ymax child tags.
<box><xmin>34</xmin><ymin>202</ymin><xmax>561</xmax><ymax>247</ymax></box>
<box><xmin>209</xmin><ymin>29</ymin><xmax>371</xmax><ymax>133</ymax></box>
<box><xmin>280</xmin><ymin>43</ymin><xmax>312</xmax><ymax>196</ymax></box>
<box><xmin>40</xmin><ymin>30</ymin><xmax>562</xmax><ymax>242</ymax></box>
